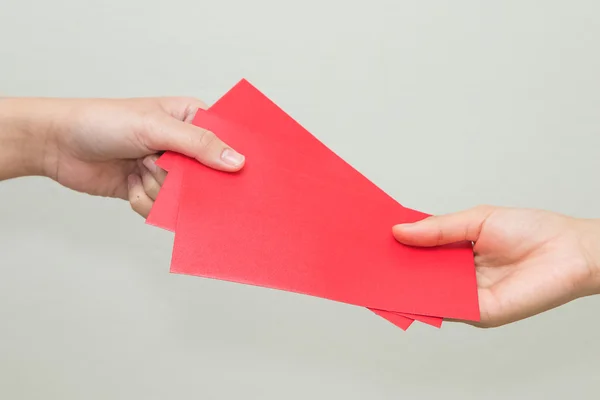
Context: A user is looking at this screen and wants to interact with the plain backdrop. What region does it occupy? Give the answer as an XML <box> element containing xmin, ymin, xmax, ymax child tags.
<box><xmin>1</xmin><ymin>1</ymin><xmax>599</xmax><ymax>399</ymax></box>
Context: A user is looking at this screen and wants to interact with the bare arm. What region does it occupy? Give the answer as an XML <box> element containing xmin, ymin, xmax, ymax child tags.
<box><xmin>0</xmin><ymin>98</ymin><xmax>50</xmax><ymax>181</ymax></box>
<box><xmin>0</xmin><ymin>96</ymin><xmax>245</xmax><ymax>216</ymax></box>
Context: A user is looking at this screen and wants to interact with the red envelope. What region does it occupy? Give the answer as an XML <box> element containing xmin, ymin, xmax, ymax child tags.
<box><xmin>156</xmin><ymin>79</ymin><xmax>479</xmax><ymax>322</ymax></box>
<box><xmin>149</xmin><ymin>145</ymin><xmax>441</xmax><ymax>329</ymax></box>
<box><xmin>149</xmin><ymin>153</ymin><xmax>424</xmax><ymax>330</ymax></box>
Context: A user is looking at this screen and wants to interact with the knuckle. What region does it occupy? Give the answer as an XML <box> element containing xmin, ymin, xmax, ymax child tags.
<box><xmin>435</xmin><ymin>228</ymin><xmax>445</xmax><ymax>246</ymax></box>
<box><xmin>182</xmin><ymin>97</ymin><xmax>207</xmax><ymax>110</ymax></box>
<box><xmin>138</xmin><ymin>112</ymin><xmax>164</xmax><ymax>147</ymax></box>
<box><xmin>193</xmin><ymin>98</ymin><xmax>208</xmax><ymax>109</ymax></box>
<box><xmin>161</xmin><ymin>97</ymin><xmax>208</xmax><ymax>122</ymax></box>
<box><xmin>179</xmin><ymin>98</ymin><xmax>208</xmax><ymax>122</ymax></box>
<box><xmin>196</xmin><ymin>128</ymin><xmax>218</xmax><ymax>152</ymax></box>
<box><xmin>474</xmin><ymin>204</ymin><xmax>495</xmax><ymax>214</ymax></box>
<box><xmin>154</xmin><ymin>169</ymin><xmax>167</xmax><ymax>185</ymax></box>
<box><xmin>142</xmin><ymin>175</ymin><xmax>160</xmax><ymax>194</ymax></box>
<box><xmin>476</xmin><ymin>308</ymin><xmax>500</xmax><ymax>329</ymax></box>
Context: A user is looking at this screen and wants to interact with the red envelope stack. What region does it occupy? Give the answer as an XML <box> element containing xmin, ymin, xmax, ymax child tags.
<box><xmin>147</xmin><ymin>79</ymin><xmax>480</xmax><ymax>330</ymax></box>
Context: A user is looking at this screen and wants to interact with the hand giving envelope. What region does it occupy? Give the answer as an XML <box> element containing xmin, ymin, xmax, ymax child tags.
<box><xmin>147</xmin><ymin>79</ymin><xmax>480</xmax><ymax>330</ymax></box>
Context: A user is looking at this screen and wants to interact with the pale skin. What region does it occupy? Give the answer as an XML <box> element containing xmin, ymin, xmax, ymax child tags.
<box><xmin>1</xmin><ymin>97</ymin><xmax>600</xmax><ymax>328</ymax></box>
<box><xmin>0</xmin><ymin>96</ymin><xmax>245</xmax><ymax>216</ymax></box>
<box><xmin>393</xmin><ymin>207</ymin><xmax>600</xmax><ymax>327</ymax></box>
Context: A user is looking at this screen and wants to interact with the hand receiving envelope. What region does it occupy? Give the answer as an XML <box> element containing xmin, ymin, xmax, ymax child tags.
<box><xmin>147</xmin><ymin>79</ymin><xmax>480</xmax><ymax>331</ymax></box>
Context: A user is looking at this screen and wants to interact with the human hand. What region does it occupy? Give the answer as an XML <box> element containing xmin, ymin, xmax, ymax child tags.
<box><xmin>393</xmin><ymin>206</ymin><xmax>600</xmax><ymax>327</ymax></box>
<box><xmin>8</xmin><ymin>97</ymin><xmax>244</xmax><ymax>217</ymax></box>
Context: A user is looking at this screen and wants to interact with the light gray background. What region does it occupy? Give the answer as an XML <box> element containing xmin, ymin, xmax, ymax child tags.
<box><xmin>1</xmin><ymin>1</ymin><xmax>599</xmax><ymax>399</ymax></box>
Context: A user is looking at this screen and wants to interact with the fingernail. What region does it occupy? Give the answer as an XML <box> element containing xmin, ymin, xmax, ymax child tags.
<box><xmin>128</xmin><ymin>174</ymin><xmax>139</xmax><ymax>189</ymax></box>
<box><xmin>143</xmin><ymin>155</ymin><xmax>158</xmax><ymax>173</ymax></box>
<box><xmin>221</xmin><ymin>148</ymin><xmax>245</xmax><ymax>167</ymax></box>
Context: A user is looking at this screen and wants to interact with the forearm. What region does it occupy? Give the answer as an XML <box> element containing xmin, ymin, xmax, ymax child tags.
<box><xmin>0</xmin><ymin>98</ymin><xmax>52</xmax><ymax>181</ymax></box>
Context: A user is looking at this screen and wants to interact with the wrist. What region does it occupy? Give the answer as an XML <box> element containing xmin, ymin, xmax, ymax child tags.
<box><xmin>578</xmin><ymin>218</ymin><xmax>600</xmax><ymax>295</ymax></box>
<box><xmin>0</xmin><ymin>98</ymin><xmax>47</xmax><ymax>179</ymax></box>
<box><xmin>0</xmin><ymin>98</ymin><xmax>70</xmax><ymax>180</ymax></box>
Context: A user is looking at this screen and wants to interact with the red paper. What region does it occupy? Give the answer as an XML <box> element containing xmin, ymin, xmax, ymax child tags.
<box><xmin>148</xmin><ymin>151</ymin><xmax>444</xmax><ymax>329</ymax></box>
<box><xmin>166</xmin><ymin>79</ymin><xmax>479</xmax><ymax>321</ymax></box>
<box><xmin>148</xmin><ymin>123</ymin><xmax>442</xmax><ymax>328</ymax></box>
<box><xmin>148</xmin><ymin>154</ymin><xmax>417</xmax><ymax>330</ymax></box>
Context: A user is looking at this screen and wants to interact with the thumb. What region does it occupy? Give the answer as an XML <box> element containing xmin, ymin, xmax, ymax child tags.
<box><xmin>392</xmin><ymin>205</ymin><xmax>496</xmax><ymax>247</ymax></box>
<box><xmin>148</xmin><ymin>116</ymin><xmax>245</xmax><ymax>172</ymax></box>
